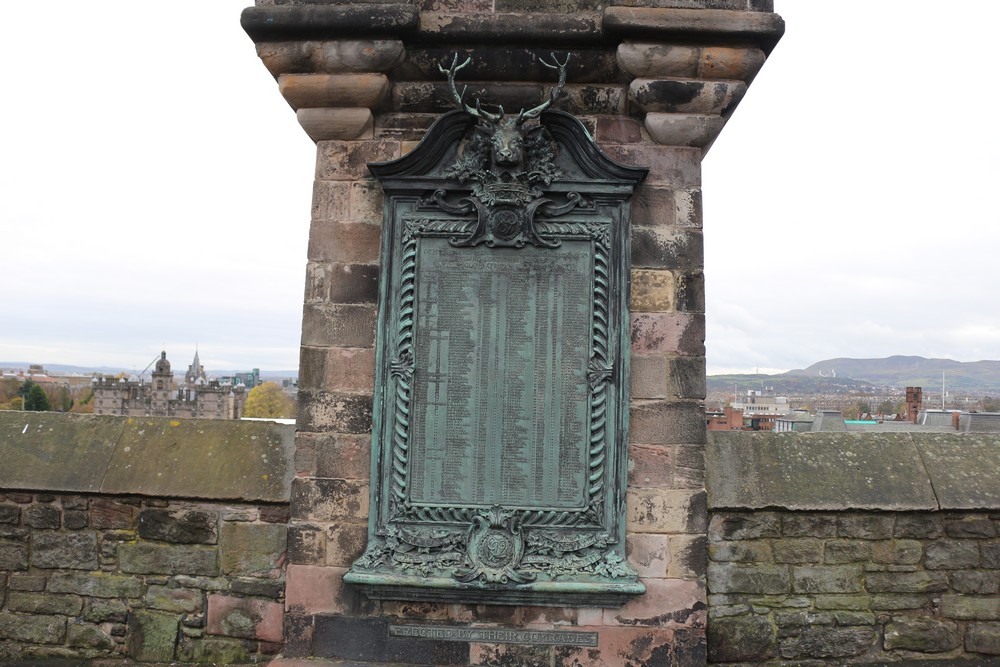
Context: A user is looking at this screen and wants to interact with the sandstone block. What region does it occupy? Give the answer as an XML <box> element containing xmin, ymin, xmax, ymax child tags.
<box><xmin>137</xmin><ymin>509</ymin><xmax>218</xmax><ymax>544</ymax></box>
<box><xmin>628</xmin><ymin>442</ymin><xmax>673</xmax><ymax>488</ymax></box>
<box><xmin>0</xmin><ymin>539</ymin><xmax>28</xmax><ymax>570</ymax></box>
<box><xmin>375</xmin><ymin>113</ymin><xmax>438</xmax><ymax>141</ymax></box>
<box><xmin>836</xmin><ymin>514</ymin><xmax>893</xmax><ymax>539</ymax></box>
<box><xmin>967</xmin><ymin>623</ymin><xmax>1000</xmax><ymax>655</ymax></box>
<box><xmin>119</xmin><ymin>542</ymin><xmax>218</xmax><ymax>576</ymax></box>
<box><xmin>604</xmin><ymin>577</ymin><xmax>703</xmax><ymax>626</ymax></box>
<box><xmin>627</xmin><ymin>488</ymin><xmax>705</xmax><ymax>534</ymax></box>
<box><xmin>305</xmin><ymin>261</ymin><xmax>379</xmax><ymax>305</ymax></box>
<box><xmin>90</xmin><ymin>498</ymin><xmax>137</xmax><ymax>529</ymax></box>
<box><xmin>709</xmin><ymin>512</ymin><xmax>780</xmax><ymax>541</ymax></box>
<box><xmin>64</xmin><ymin>510</ymin><xmax>88</xmax><ymax>529</ymax></box>
<box><xmin>83</xmin><ymin>598</ymin><xmax>129</xmax><ymax>623</ymax></box>
<box><xmin>871</xmin><ymin>539</ymin><xmax>922</xmax><ymax>565</ymax></box>
<box><xmin>631</xmin><ymin>269</ymin><xmax>674</xmax><ymax>311</ymax></box>
<box><xmin>782</xmin><ymin>514</ymin><xmax>837</xmax><ymax>538</ymax></box>
<box><xmin>299</xmin><ymin>107</ymin><xmax>374</xmax><ymax>142</ymax></box>
<box><xmin>894</xmin><ymin>514</ymin><xmax>942</xmax><ymax>539</ymax></box>
<box><xmin>707</xmin><ymin>614</ymin><xmax>777</xmax><ymax>663</ymax></box>
<box><xmin>953</xmin><ymin>571</ymin><xmax>1000</xmax><ymax>595</ymax></box>
<box><xmin>632</xmin><ymin>312</ymin><xmax>704</xmax><ymax>356</ymax></box>
<box><xmin>595</xmin><ymin>116</ymin><xmax>643</xmax><ymax>143</ymax></box>
<box><xmin>699</xmin><ymin>47</ymin><xmax>766</xmax><ymax>81</ymax></box>
<box><xmin>601</xmin><ymin>144</ymin><xmax>701</xmax><ymax>187</ymax></box>
<box><xmin>870</xmin><ymin>593</ymin><xmax>928</xmax><ymax>610</ymax></box>
<box><xmin>289</xmin><ymin>523</ymin><xmax>327</xmax><ymax>565</ymax></box>
<box><xmin>220</xmin><ymin>522</ymin><xmax>287</xmax><ymax>576</ymax></box>
<box><xmin>792</xmin><ymin>565</ymin><xmax>862</xmax><ymax>594</ymax></box>
<box><xmin>286</xmin><ymin>564</ymin><xmax>355</xmax><ymax>615</ymax></box>
<box><xmin>708</xmin><ymin>540</ymin><xmax>771</xmax><ymax>563</ymax></box>
<box><xmin>667</xmin><ymin>356</ymin><xmax>706</xmax><ymax>400</ymax></box>
<box><xmin>772</xmin><ymin>538</ymin><xmax>822</xmax><ymax>564</ymax></box>
<box><xmin>946</xmin><ymin>517</ymin><xmax>997</xmax><ymax>538</ymax></box>
<box><xmin>256</xmin><ymin>40</ymin><xmax>405</xmax><ymax>77</ymax></box>
<box><xmin>630</xmin><ymin>78</ymin><xmax>746</xmax><ymax>115</ymax></box>
<box><xmin>8</xmin><ymin>574</ymin><xmax>45</xmax><ymax>592</ymax></box>
<box><xmin>632</xmin><ymin>227</ymin><xmax>703</xmax><ymax>271</ymax></box>
<box><xmin>884</xmin><ymin>616</ymin><xmax>960</xmax><ymax>652</ymax></box>
<box><xmin>8</xmin><ymin>591</ymin><xmax>83</xmax><ymax>616</ymax></box>
<box><xmin>925</xmin><ymin>540</ymin><xmax>980</xmax><ymax>569</ymax></box>
<box><xmin>231</xmin><ymin>577</ymin><xmax>285</xmax><ymax>599</ymax></box>
<box><xmin>176</xmin><ymin>635</ymin><xmax>250</xmax><ymax>664</ymax></box>
<box><xmin>297</xmin><ymin>390</ymin><xmax>374</xmax><ymax>434</ymax></box>
<box><xmin>31</xmin><ymin>531</ymin><xmax>98</xmax><ymax>570</ymax></box>
<box><xmin>311</xmin><ymin>180</ymin><xmax>351</xmax><ymax>222</ymax></box>
<box><xmin>291</xmin><ymin>478</ymin><xmax>369</xmax><ymax>523</ymax></box>
<box><xmin>23</xmin><ymin>504</ymin><xmax>60</xmax><ymax>529</ymax></box>
<box><xmin>941</xmin><ymin>594</ymin><xmax>1000</xmax><ymax>620</ymax></box>
<box><xmin>824</xmin><ymin>540</ymin><xmax>871</xmax><ymax>564</ymax></box>
<box><xmin>48</xmin><ymin>572</ymin><xmax>142</xmax><ymax>598</ymax></box>
<box><xmin>668</xmin><ymin>533</ymin><xmax>707</xmax><ymax>579</ymax></box>
<box><xmin>630</xmin><ymin>400</ymin><xmax>706</xmax><ymax>445</ymax></box>
<box><xmin>865</xmin><ymin>571</ymin><xmax>948</xmax><ymax>593</ymax></box>
<box><xmin>674</xmin><ymin>186</ymin><xmax>702</xmax><ymax>227</ymax></box>
<box><xmin>316</xmin><ymin>140</ymin><xmax>400</xmax><ymax>181</ymax></box>
<box><xmin>617</xmin><ymin>42</ymin><xmax>699</xmax><ymax>78</ymax></box>
<box><xmin>631</xmin><ymin>354</ymin><xmax>668</xmax><ymax>399</ymax></box>
<box><xmin>674</xmin><ymin>270</ymin><xmax>705</xmax><ymax>313</ymax></box>
<box><xmin>327</xmin><ymin>522</ymin><xmax>368</xmax><ymax>567</ymax></box>
<box><xmin>781</xmin><ymin>626</ymin><xmax>876</xmax><ymax>659</ymax></box>
<box><xmin>626</xmin><ymin>533</ymin><xmax>670</xmax><ymax>577</ymax></box>
<box><xmin>207</xmin><ymin>594</ymin><xmax>283</xmax><ymax>642</ymax></box>
<box><xmin>645</xmin><ymin>113</ymin><xmax>725</xmax><ymax>148</ymax></box>
<box><xmin>631</xmin><ymin>186</ymin><xmax>675</xmax><ymax>227</ymax></box>
<box><xmin>315</xmin><ymin>432</ymin><xmax>371</xmax><ymax>480</ymax></box>
<box><xmin>0</xmin><ymin>504</ymin><xmax>20</xmax><ymax>524</ymax></box>
<box><xmin>127</xmin><ymin>610</ymin><xmax>178</xmax><ymax>661</ymax></box>
<box><xmin>813</xmin><ymin>594</ymin><xmax>870</xmax><ymax>610</ymax></box>
<box><xmin>299</xmin><ymin>346</ymin><xmax>376</xmax><ymax>394</ymax></box>
<box><xmin>67</xmin><ymin>621</ymin><xmax>114</xmax><ymax>650</ymax></box>
<box><xmin>554</xmin><ymin>84</ymin><xmax>627</xmax><ymax>115</ymax></box>
<box><xmin>708</xmin><ymin>562</ymin><xmax>788</xmax><ymax>595</ymax></box>
<box><xmin>308</xmin><ymin>221</ymin><xmax>381</xmax><ymax>264</ymax></box>
<box><xmin>280</xmin><ymin>73</ymin><xmax>389</xmax><ymax>110</ymax></box>
<box><xmin>0</xmin><ymin>612</ymin><xmax>67</xmax><ymax>644</ymax></box>
<box><xmin>301</xmin><ymin>303</ymin><xmax>378</xmax><ymax>348</ymax></box>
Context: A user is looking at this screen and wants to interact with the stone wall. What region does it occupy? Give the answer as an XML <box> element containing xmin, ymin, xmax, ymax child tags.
<box><xmin>0</xmin><ymin>412</ymin><xmax>294</xmax><ymax>663</ymax></box>
<box><xmin>707</xmin><ymin>431</ymin><xmax>1000</xmax><ymax>665</ymax></box>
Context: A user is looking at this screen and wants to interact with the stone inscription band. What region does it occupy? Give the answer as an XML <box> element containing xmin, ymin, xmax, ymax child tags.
<box><xmin>388</xmin><ymin>624</ymin><xmax>599</xmax><ymax>647</ymax></box>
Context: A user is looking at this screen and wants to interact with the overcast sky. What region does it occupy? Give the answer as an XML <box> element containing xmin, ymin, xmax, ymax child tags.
<box><xmin>2</xmin><ymin>2</ymin><xmax>998</xmax><ymax>375</ymax></box>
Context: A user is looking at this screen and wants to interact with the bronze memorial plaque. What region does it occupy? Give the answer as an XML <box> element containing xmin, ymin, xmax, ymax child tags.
<box><xmin>345</xmin><ymin>55</ymin><xmax>647</xmax><ymax>606</ymax></box>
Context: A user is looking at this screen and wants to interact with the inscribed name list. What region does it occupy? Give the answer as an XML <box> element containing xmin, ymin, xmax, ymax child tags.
<box><xmin>408</xmin><ymin>238</ymin><xmax>593</xmax><ymax>510</ymax></box>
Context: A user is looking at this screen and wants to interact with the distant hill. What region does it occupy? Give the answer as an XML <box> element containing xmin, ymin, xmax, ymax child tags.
<box><xmin>0</xmin><ymin>362</ymin><xmax>297</xmax><ymax>380</ymax></box>
<box><xmin>709</xmin><ymin>356</ymin><xmax>1000</xmax><ymax>395</ymax></box>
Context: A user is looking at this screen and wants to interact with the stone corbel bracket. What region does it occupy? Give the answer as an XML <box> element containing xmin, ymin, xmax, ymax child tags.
<box><xmin>242</xmin><ymin>5</ymin><xmax>783</xmax><ymax>150</ymax></box>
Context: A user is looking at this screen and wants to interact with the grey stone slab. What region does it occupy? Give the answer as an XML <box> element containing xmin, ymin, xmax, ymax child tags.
<box><xmin>707</xmin><ymin>432</ymin><xmax>937</xmax><ymax>511</ymax></box>
<box><xmin>915</xmin><ymin>434</ymin><xmax>1000</xmax><ymax>509</ymax></box>
<box><xmin>0</xmin><ymin>412</ymin><xmax>294</xmax><ymax>503</ymax></box>
<box><xmin>102</xmin><ymin>416</ymin><xmax>294</xmax><ymax>503</ymax></box>
<box><xmin>0</xmin><ymin>412</ymin><xmax>122</xmax><ymax>493</ymax></box>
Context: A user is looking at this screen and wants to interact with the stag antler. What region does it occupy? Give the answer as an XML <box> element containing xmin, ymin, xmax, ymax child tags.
<box><xmin>438</xmin><ymin>53</ymin><xmax>504</xmax><ymax>123</ymax></box>
<box><xmin>517</xmin><ymin>52</ymin><xmax>571</xmax><ymax>124</ymax></box>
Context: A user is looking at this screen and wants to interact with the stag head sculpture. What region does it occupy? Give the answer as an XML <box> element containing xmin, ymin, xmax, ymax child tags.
<box><xmin>438</xmin><ymin>53</ymin><xmax>571</xmax><ymax>175</ymax></box>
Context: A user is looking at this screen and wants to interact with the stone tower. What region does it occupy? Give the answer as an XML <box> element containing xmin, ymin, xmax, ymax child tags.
<box><xmin>241</xmin><ymin>1</ymin><xmax>782</xmax><ymax>663</ymax></box>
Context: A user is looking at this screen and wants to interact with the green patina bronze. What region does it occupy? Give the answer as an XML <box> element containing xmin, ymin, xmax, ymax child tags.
<box><xmin>345</xmin><ymin>56</ymin><xmax>647</xmax><ymax>606</ymax></box>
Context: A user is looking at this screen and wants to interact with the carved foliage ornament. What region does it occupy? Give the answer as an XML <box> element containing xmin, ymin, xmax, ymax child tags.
<box><xmin>345</xmin><ymin>53</ymin><xmax>647</xmax><ymax>606</ymax></box>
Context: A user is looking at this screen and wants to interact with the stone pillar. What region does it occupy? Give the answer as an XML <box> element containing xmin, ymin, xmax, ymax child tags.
<box><xmin>242</xmin><ymin>2</ymin><xmax>781</xmax><ymax>664</ymax></box>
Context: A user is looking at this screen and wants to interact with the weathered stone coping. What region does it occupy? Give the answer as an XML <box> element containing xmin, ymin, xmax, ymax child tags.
<box><xmin>241</xmin><ymin>5</ymin><xmax>784</xmax><ymax>52</ymax></box>
<box><xmin>708</xmin><ymin>431</ymin><xmax>1000</xmax><ymax>512</ymax></box>
<box><xmin>0</xmin><ymin>412</ymin><xmax>294</xmax><ymax>503</ymax></box>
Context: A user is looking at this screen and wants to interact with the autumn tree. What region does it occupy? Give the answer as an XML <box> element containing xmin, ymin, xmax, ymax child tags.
<box><xmin>244</xmin><ymin>382</ymin><xmax>295</xmax><ymax>419</ymax></box>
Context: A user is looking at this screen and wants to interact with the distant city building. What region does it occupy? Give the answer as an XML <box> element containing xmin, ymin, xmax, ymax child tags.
<box><xmin>218</xmin><ymin>368</ymin><xmax>261</xmax><ymax>389</ymax></box>
<box><xmin>92</xmin><ymin>350</ymin><xmax>247</xmax><ymax>420</ymax></box>
<box><xmin>707</xmin><ymin>407</ymin><xmax>744</xmax><ymax>431</ymax></box>
<box><xmin>732</xmin><ymin>389</ymin><xmax>791</xmax><ymax>417</ymax></box>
